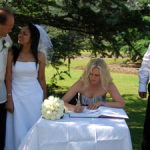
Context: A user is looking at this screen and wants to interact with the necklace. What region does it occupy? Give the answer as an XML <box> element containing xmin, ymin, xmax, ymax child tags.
<box><xmin>21</xmin><ymin>52</ymin><xmax>31</xmax><ymax>60</ymax></box>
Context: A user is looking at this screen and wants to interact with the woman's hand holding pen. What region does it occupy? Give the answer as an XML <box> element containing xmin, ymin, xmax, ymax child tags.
<box><xmin>73</xmin><ymin>104</ymin><xmax>84</xmax><ymax>113</ymax></box>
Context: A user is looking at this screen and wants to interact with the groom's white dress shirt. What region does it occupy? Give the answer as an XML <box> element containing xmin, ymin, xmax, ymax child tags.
<box><xmin>138</xmin><ymin>45</ymin><xmax>150</xmax><ymax>92</ymax></box>
<box><xmin>0</xmin><ymin>35</ymin><xmax>12</xmax><ymax>104</ymax></box>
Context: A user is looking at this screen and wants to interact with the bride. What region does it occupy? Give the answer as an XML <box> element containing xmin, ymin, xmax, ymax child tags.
<box><xmin>62</xmin><ymin>58</ymin><xmax>125</xmax><ymax>113</ymax></box>
<box><xmin>4</xmin><ymin>23</ymin><xmax>54</xmax><ymax>150</ymax></box>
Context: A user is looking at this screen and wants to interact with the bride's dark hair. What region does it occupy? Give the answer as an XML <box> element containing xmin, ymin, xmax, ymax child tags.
<box><xmin>13</xmin><ymin>23</ymin><xmax>40</xmax><ymax>67</ymax></box>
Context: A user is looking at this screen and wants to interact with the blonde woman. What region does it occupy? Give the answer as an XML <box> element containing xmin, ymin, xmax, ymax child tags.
<box><xmin>62</xmin><ymin>58</ymin><xmax>125</xmax><ymax>113</ymax></box>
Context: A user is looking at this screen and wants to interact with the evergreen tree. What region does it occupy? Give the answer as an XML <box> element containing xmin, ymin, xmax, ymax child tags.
<box><xmin>1</xmin><ymin>0</ymin><xmax>150</xmax><ymax>60</ymax></box>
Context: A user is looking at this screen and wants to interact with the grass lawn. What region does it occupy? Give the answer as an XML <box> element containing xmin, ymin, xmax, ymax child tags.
<box><xmin>45</xmin><ymin>57</ymin><xmax>146</xmax><ymax>150</ymax></box>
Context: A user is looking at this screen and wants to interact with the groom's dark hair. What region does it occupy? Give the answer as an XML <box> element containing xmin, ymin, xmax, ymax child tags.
<box><xmin>0</xmin><ymin>8</ymin><xmax>13</xmax><ymax>25</ymax></box>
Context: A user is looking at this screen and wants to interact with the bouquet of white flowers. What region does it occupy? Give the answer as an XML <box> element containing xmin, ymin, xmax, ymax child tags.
<box><xmin>41</xmin><ymin>96</ymin><xmax>64</xmax><ymax>120</ymax></box>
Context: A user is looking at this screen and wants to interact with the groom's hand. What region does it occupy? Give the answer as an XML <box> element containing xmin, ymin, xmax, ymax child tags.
<box><xmin>139</xmin><ymin>92</ymin><xmax>147</xmax><ymax>98</ymax></box>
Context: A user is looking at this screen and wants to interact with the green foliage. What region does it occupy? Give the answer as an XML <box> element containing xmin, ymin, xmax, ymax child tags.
<box><xmin>49</xmin><ymin>27</ymin><xmax>82</xmax><ymax>61</ymax></box>
<box><xmin>1</xmin><ymin>0</ymin><xmax>150</xmax><ymax>61</ymax></box>
<box><xmin>1</xmin><ymin>0</ymin><xmax>150</xmax><ymax>85</ymax></box>
<box><xmin>121</xmin><ymin>39</ymin><xmax>150</xmax><ymax>61</ymax></box>
<box><xmin>46</xmin><ymin>27</ymin><xmax>84</xmax><ymax>90</ymax></box>
<box><xmin>119</xmin><ymin>27</ymin><xmax>150</xmax><ymax>61</ymax></box>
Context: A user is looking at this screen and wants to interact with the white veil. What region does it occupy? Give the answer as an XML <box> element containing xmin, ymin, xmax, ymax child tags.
<box><xmin>34</xmin><ymin>24</ymin><xmax>54</xmax><ymax>64</ymax></box>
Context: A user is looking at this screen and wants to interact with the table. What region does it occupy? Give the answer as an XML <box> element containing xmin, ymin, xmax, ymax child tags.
<box><xmin>19</xmin><ymin>114</ymin><xmax>132</xmax><ymax>150</ymax></box>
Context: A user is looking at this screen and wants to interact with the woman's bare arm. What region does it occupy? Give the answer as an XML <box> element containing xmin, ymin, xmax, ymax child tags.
<box><xmin>106</xmin><ymin>83</ymin><xmax>125</xmax><ymax>109</ymax></box>
<box><xmin>62</xmin><ymin>80</ymin><xmax>84</xmax><ymax>112</ymax></box>
<box><xmin>38</xmin><ymin>52</ymin><xmax>47</xmax><ymax>100</ymax></box>
<box><xmin>87</xmin><ymin>83</ymin><xmax>125</xmax><ymax>110</ymax></box>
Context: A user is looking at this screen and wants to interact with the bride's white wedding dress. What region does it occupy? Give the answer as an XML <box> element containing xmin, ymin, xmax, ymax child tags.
<box><xmin>4</xmin><ymin>61</ymin><xmax>43</xmax><ymax>150</ymax></box>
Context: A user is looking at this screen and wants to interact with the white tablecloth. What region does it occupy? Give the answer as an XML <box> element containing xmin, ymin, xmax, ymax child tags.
<box><xmin>19</xmin><ymin>114</ymin><xmax>132</xmax><ymax>150</ymax></box>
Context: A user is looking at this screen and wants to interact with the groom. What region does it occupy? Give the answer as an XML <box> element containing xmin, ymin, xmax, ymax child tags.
<box><xmin>138</xmin><ymin>45</ymin><xmax>150</xmax><ymax>150</ymax></box>
<box><xmin>0</xmin><ymin>8</ymin><xmax>14</xmax><ymax>150</ymax></box>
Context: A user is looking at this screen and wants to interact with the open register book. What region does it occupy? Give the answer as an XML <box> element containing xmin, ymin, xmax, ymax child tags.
<box><xmin>69</xmin><ymin>106</ymin><xmax>129</xmax><ymax>119</ymax></box>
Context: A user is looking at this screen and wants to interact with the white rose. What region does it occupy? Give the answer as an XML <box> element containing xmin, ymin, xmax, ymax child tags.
<box><xmin>48</xmin><ymin>96</ymin><xmax>54</xmax><ymax>101</ymax></box>
<box><xmin>42</xmin><ymin>103</ymin><xmax>45</xmax><ymax>107</ymax></box>
<box><xmin>57</xmin><ymin>112</ymin><xmax>63</xmax><ymax>117</ymax></box>
<box><xmin>55</xmin><ymin>107</ymin><xmax>60</xmax><ymax>111</ymax></box>
<box><xmin>60</xmin><ymin>107</ymin><xmax>64</xmax><ymax>111</ymax></box>
<box><xmin>50</xmin><ymin>106</ymin><xmax>55</xmax><ymax>111</ymax></box>
<box><xmin>44</xmin><ymin>99</ymin><xmax>49</xmax><ymax>101</ymax></box>
<box><xmin>56</xmin><ymin>114</ymin><xmax>61</xmax><ymax>120</ymax></box>
<box><xmin>55</xmin><ymin>103</ymin><xmax>60</xmax><ymax>107</ymax></box>
<box><xmin>46</xmin><ymin>105</ymin><xmax>50</xmax><ymax>110</ymax></box>
<box><xmin>54</xmin><ymin>97</ymin><xmax>59</xmax><ymax>103</ymax></box>
<box><xmin>42</xmin><ymin>102</ymin><xmax>48</xmax><ymax>107</ymax></box>
<box><xmin>41</xmin><ymin>109</ymin><xmax>46</xmax><ymax>115</ymax></box>
<box><xmin>45</xmin><ymin>115</ymin><xmax>50</xmax><ymax>120</ymax></box>
<box><xmin>59</xmin><ymin>107</ymin><xmax>63</xmax><ymax>112</ymax></box>
<box><xmin>4</xmin><ymin>42</ymin><xmax>10</xmax><ymax>48</ymax></box>
<box><xmin>41</xmin><ymin>111</ymin><xmax>46</xmax><ymax>118</ymax></box>
<box><xmin>43</xmin><ymin>99</ymin><xmax>50</xmax><ymax>105</ymax></box>
<box><xmin>51</xmin><ymin>115</ymin><xmax>56</xmax><ymax>120</ymax></box>
<box><xmin>43</xmin><ymin>99</ymin><xmax>48</xmax><ymax>102</ymax></box>
<box><xmin>41</xmin><ymin>111</ymin><xmax>47</xmax><ymax>117</ymax></box>
<box><xmin>49</xmin><ymin>100</ymin><xmax>55</xmax><ymax>106</ymax></box>
<box><xmin>41</xmin><ymin>96</ymin><xmax>64</xmax><ymax>120</ymax></box>
<box><xmin>52</xmin><ymin>111</ymin><xmax>57</xmax><ymax>115</ymax></box>
<box><xmin>57</xmin><ymin>108</ymin><xmax>62</xmax><ymax>112</ymax></box>
<box><xmin>42</xmin><ymin>108</ymin><xmax>47</xmax><ymax>112</ymax></box>
<box><xmin>53</xmin><ymin>103</ymin><xmax>58</xmax><ymax>108</ymax></box>
<box><xmin>52</xmin><ymin>104</ymin><xmax>56</xmax><ymax>108</ymax></box>
<box><xmin>59</xmin><ymin>103</ymin><xmax>64</xmax><ymax>107</ymax></box>
<box><xmin>46</xmin><ymin>112</ymin><xmax>52</xmax><ymax>119</ymax></box>
<box><xmin>46</xmin><ymin>111</ymin><xmax>51</xmax><ymax>115</ymax></box>
<box><xmin>47</xmin><ymin>101</ymin><xmax>51</xmax><ymax>105</ymax></box>
<box><xmin>59</xmin><ymin>111</ymin><xmax>64</xmax><ymax>116</ymax></box>
<box><xmin>59</xmin><ymin>112</ymin><xmax>64</xmax><ymax>116</ymax></box>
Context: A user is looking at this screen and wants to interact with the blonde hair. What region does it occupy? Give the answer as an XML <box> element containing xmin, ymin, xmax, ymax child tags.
<box><xmin>80</xmin><ymin>58</ymin><xmax>112</xmax><ymax>90</ymax></box>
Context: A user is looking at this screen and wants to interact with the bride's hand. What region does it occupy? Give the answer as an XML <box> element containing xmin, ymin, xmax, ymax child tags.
<box><xmin>6</xmin><ymin>98</ymin><xmax>14</xmax><ymax>113</ymax></box>
<box><xmin>73</xmin><ymin>104</ymin><xmax>84</xmax><ymax>113</ymax></box>
<box><xmin>87</xmin><ymin>101</ymin><xmax>102</xmax><ymax>110</ymax></box>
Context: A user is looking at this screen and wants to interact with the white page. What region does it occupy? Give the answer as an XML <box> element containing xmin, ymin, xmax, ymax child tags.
<box><xmin>83</xmin><ymin>107</ymin><xmax>101</xmax><ymax>114</ymax></box>
<box><xmin>70</xmin><ymin>110</ymin><xmax>101</xmax><ymax>118</ymax></box>
<box><xmin>100</xmin><ymin>106</ymin><xmax>129</xmax><ymax>119</ymax></box>
<box><xmin>69</xmin><ymin>106</ymin><xmax>129</xmax><ymax>119</ymax></box>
